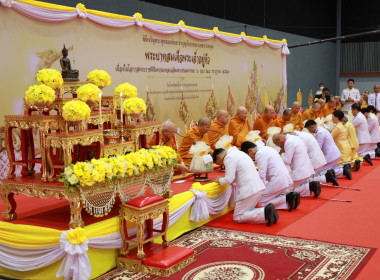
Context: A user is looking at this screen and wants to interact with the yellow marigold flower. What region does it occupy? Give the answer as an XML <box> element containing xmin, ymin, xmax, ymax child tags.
<box><xmin>76</xmin><ymin>3</ymin><xmax>87</xmax><ymax>13</ymax></box>
<box><xmin>77</xmin><ymin>83</ymin><xmax>102</xmax><ymax>102</ymax></box>
<box><xmin>87</xmin><ymin>69</ymin><xmax>111</xmax><ymax>87</ymax></box>
<box><xmin>36</xmin><ymin>69</ymin><xmax>63</xmax><ymax>90</ymax></box>
<box><xmin>67</xmin><ymin>227</ymin><xmax>87</xmax><ymax>244</ymax></box>
<box><xmin>62</xmin><ymin>100</ymin><xmax>91</xmax><ymax>121</ymax></box>
<box><xmin>123</xmin><ymin>97</ymin><xmax>147</xmax><ymax>115</ymax></box>
<box><xmin>114</xmin><ymin>83</ymin><xmax>138</xmax><ymax>98</ymax></box>
<box><xmin>25</xmin><ymin>84</ymin><xmax>56</xmax><ymax>105</ymax></box>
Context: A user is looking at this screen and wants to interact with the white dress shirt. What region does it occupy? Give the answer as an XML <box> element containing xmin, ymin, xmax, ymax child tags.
<box><xmin>341</xmin><ymin>88</ymin><xmax>360</xmax><ymax>111</ymax></box>
<box><xmin>219</xmin><ymin>146</ymin><xmax>265</xmax><ymax>202</ymax></box>
<box><xmin>352</xmin><ymin>112</ymin><xmax>371</xmax><ymax>144</ymax></box>
<box><xmin>255</xmin><ymin>146</ymin><xmax>292</xmax><ymax>192</ymax></box>
<box><xmin>295</xmin><ymin>131</ymin><xmax>327</xmax><ymax>170</ymax></box>
<box><xmin>368</xmin><ymin>93</ymin><xmax>380</xmax><ymax>112</ymax></box>
<box><xmin>282</xmin><ymin>134</ymin><xmax>315</xmax><ymax>182</ymax></box>
<box><xmin>315</xmin><ymin>126</ymin><xmax>341</xmax><ymax>164</ymax></box>
<box><xmin>368</xmin><ymin>113</ymin><xmax>380</xmax><ymax>143</ymax></box>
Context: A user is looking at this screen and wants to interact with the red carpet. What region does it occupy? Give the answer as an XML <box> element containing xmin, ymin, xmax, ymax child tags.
<box><xmin>207</xmin><ymin>160</ymin><xmax>380</xmax><ymax>279</ymax></box>
<box><xmin>97</xmin><ymin>226</ymin><xmax>374</xmax><ymax>280</ymax></box>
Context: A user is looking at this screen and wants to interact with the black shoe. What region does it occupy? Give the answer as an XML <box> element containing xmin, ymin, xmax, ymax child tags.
<box><xmin>273</xmin><ymin>209</ymin><xmax>279</xmax><ymax>224</ymax></box>
<box><xmin>363</xmin><ymin>154</ymin><xmax>373</xmax><ymax>166</ymax></box>
<box><xmin>377</xmin><ymin>142</ymin><xmax>380</xmax><ymax>150</ymax></box>
<box><xmin>264</xmin><ymin>203</ymin><xmax>275</xmax><ymax>226</ymax></box>
<box><xmin>286</xmin><ymin>192</ymin><xmax>296</xmax><ymax>212</ymax></box>
<box><xmin>354</xmin><ymin>160</ymin><xmax>361</xmax><ymax>171</ymax></box>
<box><xmin>294</xmin><ymin>192</ymin><xmax>301</xmax><ymax>209</ymax></box>
<box><xmin>330</xmin><ymin>168</ymin><xmax>336</xmax><ymax>178</ymax></box>
<box><xmin>343</xmin><ymin>163</ymin><xmax>352</xmax><ymax>180</ymax></box>
<box><xmin>309</xmin><ymin>181</ymin><xmax>321</xmax><ymax>198</ymax></box>
<box><xmin>376</xmin><ymin>148</ymin><xmax>380</xmax><ymax>158</ymax></box>
<box><xmin>325</xmin><ymin>170</ymin><xmax>339</xmax><ymax>186</ymax></box>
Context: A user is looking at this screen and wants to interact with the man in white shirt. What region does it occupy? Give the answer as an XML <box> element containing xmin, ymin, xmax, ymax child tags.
<box><xmin>294</xmin><ymin>131</ymin><xmax>339</xmax><ymax>185</ymax></box>
<box><xmin>351</xmin><ymin>103</ymin><xmax>373</xmax><ymax>165</ymax></box>
<box><xmin>241</xmin><ymin>141</ymin><xmax>300</xmax><ymax>212</ymax></box>
<box><xmin>362</xmin><ymin>106</ymin><xmax>380</xmax><ymax>159</ymax></box>
<box><xmin>341</xmin><ymin>79</ymin><xmax>360</xmax><ymax>113</ymax></box>
<box><xmin>272</xmin><ymin>133</ymin><xmax>321</xmax><ymax>198</ymax></box>
<box><xmin>368</xmin><ymin>84</ymin><xmax>380</xmax><ymax>124</ymax></box>
<box><xmin>305</xmin><ymin>120</ymin><xmax>353</xmax><ymax>180</ymax></box>
<box><xmin>213</xmin><ymin>146</ymin><xmax>279</xmax><ymax>226</ymax></box>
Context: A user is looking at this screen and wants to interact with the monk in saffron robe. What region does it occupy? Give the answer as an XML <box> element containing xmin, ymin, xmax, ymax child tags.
<box><xmin>290</xmin><ymin>102</ymin><xmax>304</xmax><ymax>131</ymax></box>
<box><xmin>272</xmin><ymin>108</ymin><xmax>292</xmax><ymax>131</ymax></box>
<box><xmin>253</xmin><ymin>105</ymin><xmax>275</xmax><ymax>140</ymax></box>
<box><xmin>229</xmin><ymin>106</ymin><xmax>251</xmax><ymax>148</ymax></box>
<box><xmin>317</xmin><ymin>99</ymin><xmax>326</xmax><ymax>113</ymax></box>
<box><xmin>178</xmin><ymin>117</ymin><xmax>211</xmax><ymax>167</ymax></box>
<box><xmin>207</xmin><ymin>110</ymin><xmax>229</xmax><ymax>150</ymax></box>
<box><xmin>321</xmin><ymin>98</ymin><xmax>336</xmax><ymax>117</ymax></box>
<box><xmin>148</xmin><ymin>120</ymin><xmax>190</xmax><ymax>174</ymax></box>
<box><xmin>302</xmin><ymin>102</ymin><xmax>322</xmax><ymax>121</ymax></box>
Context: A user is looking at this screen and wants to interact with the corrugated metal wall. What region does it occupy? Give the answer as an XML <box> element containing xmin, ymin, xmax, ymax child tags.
<box><xmin>341</xmin><ymin>42</ymin><xmax>380</xmax><ymax>72</ymax></box>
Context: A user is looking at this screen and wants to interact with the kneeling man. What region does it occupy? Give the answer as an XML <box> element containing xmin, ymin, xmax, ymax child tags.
<box><xmin>213</xmin><ymin>146</ymin><xmax>279</xmax><ymax>226</ymax></box>
<box><xmin>241</xmin><ymin>141</ymin><xmax>300</xmax><ymax>212</ymax></box>
<box><xmin>273</xmin><ymin>133</ymin><xmax>321</xmax><ymax>198</ymax></box>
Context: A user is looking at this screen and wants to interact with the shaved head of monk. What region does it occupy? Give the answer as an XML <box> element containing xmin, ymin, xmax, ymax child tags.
<box><xmin>272</xmin><ymin>133</ymin><xmax>286</xmax><ymax>147</ymax></box>
<box><xmin>236</xmin><ymin>106</ymin><xmax>248</xmax><ymax>121</ymax></box>
<box><xmin>216</xmin><ymin>110</ymin><xmax>229</xmax><ymax>126</ymax></box>
<box><xmin>198</xmin><ymin>117</ymin><xmax>211</xmax><ymax>135</ymax></box>
<box><xmin>291</xmin><ymin>102</ymin><xmax>301</xmax><ymax>114</ymax></box>
<box><xmin>283</xmin><ymin>108</ymin><xmax>292</xmax><ymax>121</ymax></box>
<box><xmin>312</xmin><ymin>102</ymin><xmax>321</xmax><ymax>113</ymax></box>
<box><xmin>263</xmin><ymin>105</ymin><xmax>275</xmax><ymax>120</ymax></box>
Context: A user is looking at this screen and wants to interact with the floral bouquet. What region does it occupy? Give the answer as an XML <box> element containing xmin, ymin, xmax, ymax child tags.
<box><xmin>87</xmin><ymin>69</ymin><xmax>111</xmax><ymax>88</ymax></box>
<box><xmin>246</xmin><ymin>131</ymin><xmax>265</xmax><ymax>148</ymax></box>
<box><xmin>62</xmin><ymin>100</ymin><xmax>91</xmax><ymax>121</ymax></box>
<box><xmin>215</xmin><ymin>135</ymin><xmax>234</xmax><ymax>150</ymax></box>
<box><xmin>36</xmin><ymin>69</ymin><xmax>63</xmax><ymax>90</ymax></box>
<box><xmin>24</xmin><ymin>84</ymin><xmax>56</xmax><ymax>108</ymax></box>
<box><xmin>123</xmin><ymin>97</ymin><xmax>147</xmax><ymax>115</ymax></box>
<box><xmin>60</xmin><ymin>146</ymin><xmax>178</xmax><ymax>190</ymax></box>
<box><xmin>189</xmin><ymin>141</ymin><xmax>214</xmax><ymax>173</ymax></box>
<box><xmin>323</xmin><ymin>114</ymin><xmax>334</xmax><ymax>132</ymax></box>
<box><xmin>76</xmin><ymin>83</ymin><xmax>102</xmax><ymax>103</ymax></box>
<box><xmin>283</xmin><ymin>123</ymin><xmax>295</xmax><ymax>133</ymax></box>
<box><xmin>114</xmin><ymin>83</ymin><xmax>138</xmax><ymax>98</ymax></box>
<box><xmin>266</xmin><ymin>126</ymin><xmax>282</xmax><ymax>153</ymax></box>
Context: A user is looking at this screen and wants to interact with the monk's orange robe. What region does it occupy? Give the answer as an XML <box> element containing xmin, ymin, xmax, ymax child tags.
<box><xmin>272</xmin><ymin>116</ymin><xmax>291</xmax><ymax>131</ymax></box>
<box><xmin>321</xmin><ymin>106</ymin><xmax>336</xmax><ymax>117</ymax></box>
<box><xmin>290</xmin><ymin>112</ymin><xmax>304</xmax><ymax>131</ymax></box>
<box><xmin>178</xmin><ymin>126</ymin><xmax>210</xmax><ymax>167</ymax></box>
<box><xmin>147</xmin><ymin>133</ymin><xmax>182</xmax><ymax>162</ymax></box>
<box><xmin>302</xmin><ymin>108</ymin><xmax>322</xmax><ymax>121</ymax></box>
<box><xmin>207</xmin><ymin>120</ymin><xmax>228</xmax><ymax>150</ymax></box>
<box><xmin>252</xmin><ymin>117</ymin><xmax>273</xmax><ymax>141</ymax></box>
<box><xmin>228</xmin><ymin>114</ymin><xmax>251</xmax><ymax>148</ymax></box>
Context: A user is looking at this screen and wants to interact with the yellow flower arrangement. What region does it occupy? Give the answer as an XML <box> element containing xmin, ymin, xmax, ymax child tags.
<box><xmin>62</xmin><ymin>100</ymin><xmax>91</xmax><ymax>121</ymax></box>
<box><xmin>114</xmin><ymin>83</ymin><xmax>138</xmax><ymax>98</ymax></box>
<box><xmin>76</xmin><ymin>83</ymin><xmax>102</xmax><ymax>103</ymax></box>
<box><xmin>60</xmin><ymin>146</ymin><xmax>178</xmax><ymax>190</ymax></box>
<box><xmin>87</xmin><ymin>69</ymin><xmax>111</xmax><ymax>88</ymax></box>
<box><xmin>123</xmin><ymin>97</ymin><xmax>147</xmax><ymax>115</ymax></box>
<box><xmin>36</xmin><ymin>69</ymin><xmax>63</xmax><ymax>90</ymax></box>
<box><xmin>66</xmin><ymin>227</ymin><xmax>87</xmax><ymax>244</ymax></box>
<box><xmin>24</xmin><ymin>84</ymin><xmax>56</xmax><ymax>105</ymax></box>
<box><xmin>76</xmin><ymin>3</ymin><xmax>87</xmax><ymax>13</ymax></box>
